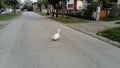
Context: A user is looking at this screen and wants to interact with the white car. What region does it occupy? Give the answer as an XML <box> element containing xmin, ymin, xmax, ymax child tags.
<box><xmin>1</xmin><ymin>8</ymin><xmax>13</xmax><ymax>14</ymax></box>
<box><xmin>16</xmin><ymin>9</ymin><xmax>21</xmax><ymax>12</ymax></box>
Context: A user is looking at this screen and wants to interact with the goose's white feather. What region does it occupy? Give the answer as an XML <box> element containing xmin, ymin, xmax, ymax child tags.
<box><xmin>52</xmin><ymin>29</ymin><xmax>60</xmax><ymax>41</ymax></box>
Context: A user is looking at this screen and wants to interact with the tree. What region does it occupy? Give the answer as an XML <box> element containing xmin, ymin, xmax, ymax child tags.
<box><xmin>42</xmin><ymin>0</ymin><xmax>50</xmax><ymax>15</ymax></box>
<box><xmin>48</xmin><ymin>0</ymin><xmax>66</xmax><ymax>18</ymax></box>
<box><xmin>4</xmin><ymin>0</ymin><xmax>19</xmax><ymax>13</ymax></box>
<box><xmin>0</xmin><ymin>0</ymin><xmax>4</xmax><ymax>10</ymax></box>
<box><xmin>101</xmin><ymin>0</ymin><xmax>111</xmax><ymax>9</ymax></box>
<box><xmin>61</xmin><ymin>0</ymin><xmax>66</xmax><ymax>18</ymax></box>
<box><xmin>38</xmin><ymin>0</ymin><xmax>50</xmax><ymax>14</ymax></box>
<box><xmin>42</xmin><ymin>0</ymin><xmax>49</xmax><ymax>9</ymax></box>
<box><xmin>37</xmin><ymin>0</ymin><xmax>42</xmax><ymax>11</ymax></box>
<box><xmin>0</xmin><ymin>0</ymin><xmax>2</xmax><ymax>9</ymax></box>
<box><xmin>48</xmin><ymin>0</ymin><xmax>60</xmax><ymax>17</ymax></box>
<box><xmin>99</xmin><ymin>0</ymin><xmax>117</xmax><ymax>9</ymax></box>
<box><xmin>88</xmin><ymin>1</ymin><xmax>100</xmax><ymax>11</ymax></box>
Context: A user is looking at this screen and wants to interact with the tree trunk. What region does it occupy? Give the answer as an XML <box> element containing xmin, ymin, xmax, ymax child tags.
<box><xmin>62</xmin><ymin>0</ymin><xmax>64</xmax><ymax>19</ymax></box>
<box><xmin>40</xmin><ymin>5</ymin><xmax>41</xmax><ymax>11</ymax></box>
<box><xmin>47</xmin><ymin>7</ymin><xmax>50</xmax><ymax>15</ymax></box>
<box><xmin>45</xmin><ymin>5</ymin><xmax>49</xmax><ymax>15</ymax></box>
<box><xmin>52</xmin><ymin>5</ymin><xmax>54</xmax><ymax>17</ymax></box>
<box><xmin>56</xmin><ymin>9</ymin><xmax>58</xmax><ymax>17</ymax></box>
<box><xmin>56</xmin><ymin>3</ymin><xmax>59</xmax><ymax>17</ymax></box>
<box><xmin>62</xmin><ymin>5</ymin><xmax>64</xmax><ymax>18</ymax></box>
<box><xmin>13</xmin><ymin>3</ymin><xmax>16</xmax><ymax>14</ymax></box>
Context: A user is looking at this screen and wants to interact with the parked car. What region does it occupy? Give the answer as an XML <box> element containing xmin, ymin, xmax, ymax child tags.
<box><xmin>1</xmin><ymin>8</ymin><xmax>13</xmax><ymax>14</ymax></box>
<box><xmin>0</xmin><ymin>8</ymin><xmax>5</xmax><ymax>14</ymax></box>
<box><xmin>16</xmin><ymin>9</ymin><xmax>21</xmax><ymax>13</ymax></box>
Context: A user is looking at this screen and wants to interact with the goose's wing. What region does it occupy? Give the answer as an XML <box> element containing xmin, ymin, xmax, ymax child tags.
<box><xmin>52</xmin><ymin>33</ymin><xmax>60</xmax><ymax>40</ymax></box>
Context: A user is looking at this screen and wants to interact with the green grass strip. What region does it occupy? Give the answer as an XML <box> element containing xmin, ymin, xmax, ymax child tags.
<box><xmin>115</xmin><ymin>21</ymin><xmax>120</xmax><ymax>24</ymax></box>
<box><xmin>49</xmin><ymin>16</ymin><xmax>88</xmax><ymax>23</ymax></box>
<box><xmin>0</xmin><ymin>13</ymin><xmax>21</xmax><ymax>21</ymax></box>
<box><xmin>101</xmin><ymin>17</ymin><xmax>120</xmax><ymax>21</ymax></box>
<box><xmin>97</xmin><ymin>27</ymin><xmax>120</xmax><ymax>42</ymax></box>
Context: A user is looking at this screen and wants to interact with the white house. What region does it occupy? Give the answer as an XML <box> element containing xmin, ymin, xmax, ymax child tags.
<box><xmin>66</xmin><ymin>0</ymin><xmax>87</xmax><ymax>14</ymax></box>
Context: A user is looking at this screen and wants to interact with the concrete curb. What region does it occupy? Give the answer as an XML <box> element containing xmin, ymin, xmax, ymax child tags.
<box><xmin>66</xmin><ymin>25</ymin><xmax>120</xmax><ymax>48</ymax></box>
<box><xmin>0</xmin><ymin>14</ymin><xmax>22</xmax><ymax>29</ymax></box>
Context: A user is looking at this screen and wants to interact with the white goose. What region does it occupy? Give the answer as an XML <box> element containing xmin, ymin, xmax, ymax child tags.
<box><xmin>52</xmin><ymin>29</ymin><xmax>60</xmax><ymax>41</ymax></box>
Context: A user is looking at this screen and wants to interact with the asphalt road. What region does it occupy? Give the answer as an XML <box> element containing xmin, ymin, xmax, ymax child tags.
<box><xmin>0</xmin><ymin>12</ymin><xmax>120</xmax><ymax>68</ymax></box>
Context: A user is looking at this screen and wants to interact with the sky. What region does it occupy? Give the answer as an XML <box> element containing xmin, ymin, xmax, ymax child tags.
<box><xmin>20</xmin><ymin>0</ymin><xmax>37</xmax><ymax>3</ymax></box>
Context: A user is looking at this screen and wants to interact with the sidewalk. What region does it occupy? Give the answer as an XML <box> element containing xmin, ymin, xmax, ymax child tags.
<box><xmin>0</xmin><ymin>21</ymin><xmax>11</xmax><ymax>29</ymax></box>
<box><xmin>61</xmin><ymin>20</ymin><xmax>120</xmax><ymax>47</ymax></box>
<box><xmin>0</xmin><ymin>15</ymin><xmax>20</xmax><ymax>29</ymax></box>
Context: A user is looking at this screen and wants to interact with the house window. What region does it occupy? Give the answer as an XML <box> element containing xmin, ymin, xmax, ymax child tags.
<box><xmin>68</xmin><ymin>4</ymin><xmax>73</xmax><ymax>8</ymax></box>
<box><xmin>87</xmin><ymin>0</ymin><xmax>93</xmax><ymax>3</ymax></box>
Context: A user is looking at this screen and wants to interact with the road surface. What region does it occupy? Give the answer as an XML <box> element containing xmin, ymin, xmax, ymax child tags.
<box><xmin>0</xmin><ymin>12</ymin><xmax>120</xmax><ymax>68</ymax></box>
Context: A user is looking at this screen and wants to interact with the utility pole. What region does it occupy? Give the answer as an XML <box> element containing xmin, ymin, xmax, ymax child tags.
<box><xmin>13</xmin><ymin>0</ymin><xmax>15</xmax><ymax>14</ymax></box>
<box><xmin>96</xmin><ymin>6</ymin><xmax>100</xmax><ymax>21</ymax></box>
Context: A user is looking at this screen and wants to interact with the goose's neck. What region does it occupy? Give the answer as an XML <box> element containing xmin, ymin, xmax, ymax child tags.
<box><xmin>57</xmin><ymin>31</ymin><xmax>60</xmax><ymax>33</ymax></box>
<box><xmin>57</xmin><ymin>30</ymin><xmax>60</xmax><ymax>33</ymax></box>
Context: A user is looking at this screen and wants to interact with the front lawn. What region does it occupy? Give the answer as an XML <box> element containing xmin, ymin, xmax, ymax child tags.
<box><xmin>97</xmin><ymin>27</ymin><xmax>120</xmax><ymax>42</ymax></box>
<box><xmin>36</xmin><ymin>11</ymin><xmax>88</xmax><ymax>23</ymax></box>
<box><xmin>49</xmin><ymin>16</ymin><xmax>88</xmax><ymax>23</ymax></box>
<box><xmin>0</xmin><ymin>13</ymin><xmax>21</xmax><ymax>21</ymax></box>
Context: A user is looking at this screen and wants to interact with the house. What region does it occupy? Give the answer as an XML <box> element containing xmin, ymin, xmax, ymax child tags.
<box><xmin>66</xmin><ymin>0</ymin><xmax>100</xmax><ymax>15</ymax></box>
<box><xmin>66</xmin><ymin>0</ymin><xmax>120</xmax><ymax>17</ymax></box>
<box><xmin>66</xmin><ymin>0</ymin><xmax>85</xmax><ymax>14</ymax></box>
